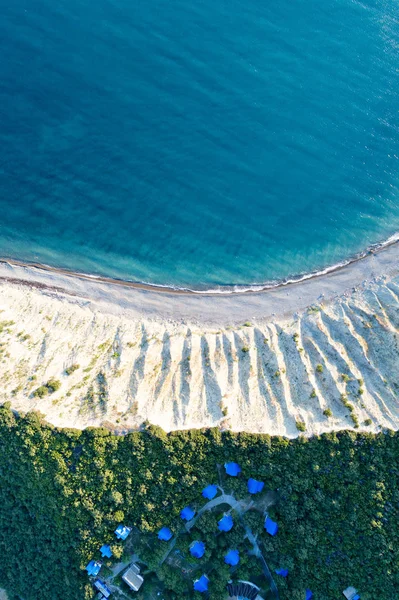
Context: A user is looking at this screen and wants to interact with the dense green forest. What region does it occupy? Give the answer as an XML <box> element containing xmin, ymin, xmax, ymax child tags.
<box><xmin>0</xmin><ymin>402</ymin><xmax>397</xmax><ymax>600</ymax></box>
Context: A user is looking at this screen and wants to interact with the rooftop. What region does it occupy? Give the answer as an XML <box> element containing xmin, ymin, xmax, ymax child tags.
<box><xmin>202</xmin><ymin>484</ymin><xmax>218</xmax><ymax>499</ymax></box>
<box><xmin>247</xmin><ymin>478</ymin><xmax>264</xmax><ymax>494</ymax></box>
<box><xmin>193</xmin><ymin>574</ymin><xmax>209</xmax><ymax>593</ymax></box>
<box><xmin>343</xmin><ymin>587</ymin><xmax>360</xmax><ymax>600</ymax></box>
<box><xmin>180</xmin><ymin>506</ymin><xmax>195</xmax><ymax>521</ymax></box>
<box><xmin>86</xmin><ymin>560</ymin><xmax>102</xmax><ymax>577</ymax></box>
<box><xmin>122</xmin><ymin>564</ymin><xmax>144</xmax><ymax>592</ymax></box>
<box><xmin>224</xmin><ymin>462</ymin><xmax>241</xmax><ymax>476</ymax></box>
<box><xmin>218</xmin><ymin>514</ymin><xmax>234</xmax><ymax>532</ymax></box>
<box><xmin>224</xmin><ymin>549</ymin><xmax>240</xmax><ymax>566</ymax></box>
<box><xmin>94</xmin><ymin>579</ymin><xmax>111</xmax><ymax>599</ymax></box>
<box><xmin>100</xmin><ymin>544</ymin><xmax>113</xmax><ymax>559</ymax></box>
<box><xmin>190</xmin><ymin>540</ymin><xmax>205</xmax><ymax>558</ymax></box>
<box><xmin>227</xmin><ymin>581</ymin><xmax>259</xmax><ymax>600</ymax></box>
<box><xmin>115</xmin><ymin>524</ymin><xmax>132</xmax><ymax>541</ymax></box>
<box><xmin>158</xmin><ymin>526</ymin><xmax>173</xmax><ymax>541</ymax></box>
<box><xmin>264</xmin><ymin>516</ymin><xmax>278</xmax><ymax>536</ymax></box>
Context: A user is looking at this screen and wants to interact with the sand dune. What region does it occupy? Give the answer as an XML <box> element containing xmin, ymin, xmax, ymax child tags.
<box><xmin>0</xmin><ymin>256</ymin><xmax>399</xmax><ymax>436</ymax></box>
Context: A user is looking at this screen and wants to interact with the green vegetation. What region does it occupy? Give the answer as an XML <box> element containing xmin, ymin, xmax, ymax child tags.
<box><xmin>323</xmin><ymin>408</ymin><xmax>332</xmax><ymax>417</ymax></box>
<box><xmin>295</xmin><ymin>420</ymin><xmax>306</xmax><ymax>432</ymax></box>
<box><xmin>33</xmin><ymin>385</ymin><xmax>49</xmax><ymax>398</ymax></box>
<box><xmin>0</xmin><ymin>405</ymin><xmax>397</xmax><ymax>599</ymax></box>
<box><xmin>33</xmin><ymin>378</ymin><xmax>62</xmax><ymax>397</ymax></box>
<box><xmin>241</xmin><ymin>346</ymin><xmax>250</xmax><ymax>353</ymax></box>
<box><xmin>65</xmin><ymin>364</ymin><xmax>80</xmax><ymax>376</ymax></box>
<box><xmin>315</xmin><ymin>364</ymin><xmax>323</xmax><ymax>374</ymax></box>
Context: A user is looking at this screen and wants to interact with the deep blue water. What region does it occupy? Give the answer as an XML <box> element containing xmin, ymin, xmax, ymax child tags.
<box><xmin>0</xmin><ymin>0</ymin><xmax>399</xmax><ymax>289</ymax></box>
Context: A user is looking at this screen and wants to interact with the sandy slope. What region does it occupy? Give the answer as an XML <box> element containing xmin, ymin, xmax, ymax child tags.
<box><xmin>0</xmin><ymin>253</ymin><xmax>399</xmax><ymax>436</ymax></box>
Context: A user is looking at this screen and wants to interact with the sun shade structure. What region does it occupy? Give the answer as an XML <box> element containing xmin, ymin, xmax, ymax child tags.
<box><xmin>100</xmin><ymin>544</ymin><xmax>113</xmax><ymax>558</ymax></box>
<box><xmin>180</xmin><ymin>506</ymin><xmax>195</xmax><ymax>521</ymax></box>
<box><xmin>190</xmin><ymin>541</ymin><xmax>205</xmax><ymax>558</ymax></box>
<box><xmin>193</xmin><ymin>575</ymin><xmax>209</xmax><ymax>593</ymax></box>
<box><xmin>115</xmin><ymin>524</ymin><xmax>132</xmax><ymax>540</ymax></box>
<box><xmin>275</xmin><ymin>568</ymin><xmax>289</xmax><ymax>577</ymax></box>
<box><xmin>224</xmin><ymin>549</ymin><xmax>240</xmax><ymax>566</ymax></box>
<box><xmin>265</xmin><ymin>516</ymin><xmax>278</xmax><ymax>536</ymax></box>
<box><xmin>224</xmin><ymin>462</ymin><xmax>241</xmax><ymax>476</ymax></box>
<box><xmin>218</xmin><ymin>514</ymin><xmax>234</xmax><ymax>532</ymax></box>
<box><xmin>202</xmin><ymin>484</ymin><xmax>218</xmax><ymax>499</ymax></box>
<box><xmin>86</xmin><ymin>560</ymin><xmax>101</xmax><ymax>577</ymax></box>
<box><xmin>306</xmin><ymin>590</ymin><xmax>313</xmax><ymax>600</ymax></box>
<box><xmin>247</xmin><ymin>478</ymin><xmax>265</xmax><ymax>494</ymax></box>
<box><xmin>158</xmin><ymin>527</ymin><xmax>173</xmax><ymax>541</ymax></box>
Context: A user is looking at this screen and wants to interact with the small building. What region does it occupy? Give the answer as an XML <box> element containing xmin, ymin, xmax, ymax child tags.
<box><xmin>224</xmin><ymin>462</ymin><xmax>241</xmax><ymax>476</ymax></box>
<box><xmin>264</xmin><ymin>516</ymin><xmax>278</xmax><ymax>536</ymax></box>
<box><xmin>193</xmin><ymin>574</ymin><xmax>209</xmax><ymax>593</ymax></box>
<box><xmin>122</xmin><ymin>563</ymin><xmax>144</xmax><ymax>592</ymax></box>
<box><xmin>94</xmin><ymin>579</ymin><xmax>112</xmax><ymax>599</ymax></box>
<box><xmin>224</xmin><ymin>549</ymin><xmax>240</xmax><ymax>566</ymax></box>
<box><xmin>247</xmin><ymin>478</ymin><xmax>265</xmax><ymax>494</ymax></box>
<box><xmin>115</xmin><ymin>524</ymin><xmax>132</xmax><ymax>541</ymax></box>
<box><xmin>343</xmin><ymin>587</ymin><xmax>360</xmax><ymax>600</ymax></box>
<box><xmin>180</xmin><ymin>506</ymin><xmax>196</xmax><ymax>521</ymax></box>
<box><xmin>158</xmin><ymin>526</ymin><xmax>173</xmax><ymax>541</ymax></box>
<box><xmin>190</xmin><ymin>540</ymin><xmax>205</xmax><ymax>558</ymax></box>
<box><xmin>275</xmin><ymin>568</ymin><xmax>288</xmax><ymax>578</ymax></box>
<box><xmin>218</xmin><ymin>514</ymin><xmax>234</xmax><ymax>532</ymax></box>
<box><xmin>86</xmin><ymin>560</ymin><xmax>102</xmax><ymax>577</ymax></box>
<box><xmin>306</xmin><ymin>590</ymin><xmax>313</xmax><ymax>600</ymax></box>
<box><xmin>202</xmin><ymin>484</ymin><xmax>218</xmax><ymax>499</ymax></box>
<box><xmin>100</xmin><ymin>544</ymin><xmax>113</xmax><ymax>558</ymax></box>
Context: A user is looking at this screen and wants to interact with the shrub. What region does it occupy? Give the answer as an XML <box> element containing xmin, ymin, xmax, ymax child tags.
<box><xmin>33</xmin><ymin>386</ymin><xmax>49</xmax><ymax>398</ymax></box>
<box><xmin>296</xmin><ymin>420</ymin><xmax>306</xmax><ymax>432</ymax></box>
<box><xmin>241</xmin><ymin>346</ymin><xmax>249</xmax><ymax>353</ymax></box>
<box><xmin>47</xmin><ymin>379</ymin><xmax>61</xmax><ymax>393</ymax></box>
<box><xmin>310</xmin><ymin>389</ymin><xmax>317</xmax><ymax>398</ymax></box>
<box><xmin>316</xmin><ymin>364</ymin><xmax>323</xmax><ymax>373</ymax></box>
<box><xmin>364</xmin><ymin>418</ymin><xmax>372</xmax><ymax>426</ymax></box>
<box><xmin>243</xmin><ymin>322</ymin><xmax>252</xmax><ymax>327</ymax></box>
<box><xmin>65</xmin><ymin>364</ymin><xmax>80</xmax><ymax>376</ymax></box>
<box><xmin>323</xmin><ymin>408</ymin><xmax>332</xmax><ymax>417</ymax></box>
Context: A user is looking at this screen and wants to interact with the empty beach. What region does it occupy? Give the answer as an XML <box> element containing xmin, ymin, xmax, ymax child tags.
<box><xmin>0</xmin><ymin>241</ymin><xmax>398</xmax><ymax>436</ymax></box>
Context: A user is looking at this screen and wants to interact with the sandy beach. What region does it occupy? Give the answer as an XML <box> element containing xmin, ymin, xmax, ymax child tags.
<box><xmin>0</xmin><ymin>241</ymin><xmax>398</xmax><ymax>436</ymax></box>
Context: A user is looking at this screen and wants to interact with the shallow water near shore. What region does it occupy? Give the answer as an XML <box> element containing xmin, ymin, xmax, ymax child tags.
<box><xmin>1</xmin><ymin>0</ymin><xmax>399</xmax><ymax>288</ymax></box>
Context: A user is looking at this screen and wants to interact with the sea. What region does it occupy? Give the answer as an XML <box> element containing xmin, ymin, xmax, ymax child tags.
<box><xmin>0</xmin><ymin>0</ymin><xmax>398</xmax><ymax>290</ymax></box>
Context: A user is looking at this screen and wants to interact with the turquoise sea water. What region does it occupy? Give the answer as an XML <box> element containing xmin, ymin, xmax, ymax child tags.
<box><xmin>0</xmin><ymin>0</ymin><xmax>399</xmax><ymax>289</ymax></box>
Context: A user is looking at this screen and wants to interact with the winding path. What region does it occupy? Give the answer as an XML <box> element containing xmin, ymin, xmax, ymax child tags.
<box><xmin>178</xmin><ymin>487</ymin><xmax>279</xmax><ymax>599</ymax></box>
<box><xmin>110</xmin><ymin>486</ymin><xmax>279</xmax><ymax>599</ymax></box>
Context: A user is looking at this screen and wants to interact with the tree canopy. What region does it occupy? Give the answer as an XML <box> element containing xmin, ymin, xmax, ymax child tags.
<box><xmin>0</xmin><ymin>404</ymin><xmax>397</xmax><ymax>599</ymax></box>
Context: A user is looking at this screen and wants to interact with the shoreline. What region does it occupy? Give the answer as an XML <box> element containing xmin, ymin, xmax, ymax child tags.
<box><xmin>0</xmin><ymin>236</ymin><xmax>398</xmax><ymax>325</ymax></box>
<box><xmin>0</xmin><ymin>241</ymin><xmax>398</xmax><ymax>435</ymax></box>
<box><xmin>1</xmin><ymin>229</ymin><xmax>399</xmax><ymax>297</ymax></box>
